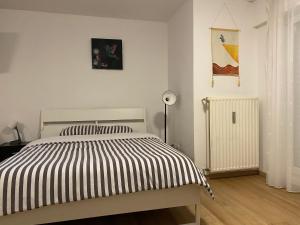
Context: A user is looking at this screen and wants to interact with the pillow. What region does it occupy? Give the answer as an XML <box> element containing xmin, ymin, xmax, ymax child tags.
<box><xmin>60</xmin><ymin>124</ymin><xmax>99</xmax><ymax>136</ymax></box>
<box><xmin>98</xmin><ymin>125</ymin><xmax>133</xmax><ymax>134</ymax></box>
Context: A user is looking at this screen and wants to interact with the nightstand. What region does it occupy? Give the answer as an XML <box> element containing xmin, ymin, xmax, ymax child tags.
<box><xmin>0</xmin><ymin>142</ymin><xmax>28</xmax><ymax>162</ymax></box>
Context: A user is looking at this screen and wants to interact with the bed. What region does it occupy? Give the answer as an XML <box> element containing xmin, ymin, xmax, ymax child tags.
<box><xmin>0</xmin><ymin>108</ymin><xmax>212</xmax><ymax>225</ymax></box>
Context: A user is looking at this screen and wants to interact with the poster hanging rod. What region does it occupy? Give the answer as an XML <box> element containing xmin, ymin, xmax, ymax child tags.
<box><xmin>253</xmin><ymin>21</ymin><xmax>267</xmax><ymax>29</ymax></box>
<box><xmin>210</xmin><ymin>27</ymin><xmax>240</xmax><ymax>32</ymax></box>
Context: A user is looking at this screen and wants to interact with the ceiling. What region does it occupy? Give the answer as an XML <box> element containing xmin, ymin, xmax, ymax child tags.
<box><xmin>0</xmin><ymin>0</ymin><xmax>187</xmax><ymax>22</ymax></box>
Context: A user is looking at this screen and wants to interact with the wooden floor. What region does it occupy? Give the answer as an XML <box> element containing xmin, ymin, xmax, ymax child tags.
<box><xmin>51</xmin><ymin>176</ymin><xmax>300</xmax><ymax>225</ymax></box>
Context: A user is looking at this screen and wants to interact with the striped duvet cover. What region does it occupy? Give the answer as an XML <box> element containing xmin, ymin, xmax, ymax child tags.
<box><xmin>0</xmin><ymin>133</ymin><xmax>212</xmax><ymax>216</ymax></box>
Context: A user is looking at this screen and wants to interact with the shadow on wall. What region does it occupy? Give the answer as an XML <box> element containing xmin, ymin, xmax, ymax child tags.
<box><xmin>0</xmin><ymin>32</ymin><xmax>19</xmax><ymax>73</ymax></box>
<box><xmin>0</xmin><ymin>133</ymin><xmax>5</xmax><ymax>144</ymax></box>
<box><xmin>154</xmin><ymin>112</ymin><xmax>165</xmax><ymax>138</ymax></box>
<box><xmin>0</xmin><ymin>122</ymin><xmax>25</xmax><ymax>144</ymax></box>
<box><xmin>0</xmin><ymin>126</ymin><xmax>13</xmax><ymax>144</ymax></box>
<box><xmin>0</xmin><ymin>126</ymin><xmax>14</xmax><ymax>144</ymax></box>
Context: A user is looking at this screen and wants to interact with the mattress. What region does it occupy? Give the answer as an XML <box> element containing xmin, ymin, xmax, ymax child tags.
<box><xmin>0</xmin><ymin>133</ymin><xmax>212</xmax><ymax>216</ymax></box>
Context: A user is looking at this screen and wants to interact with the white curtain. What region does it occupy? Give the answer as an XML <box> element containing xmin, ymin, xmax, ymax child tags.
<box><xmin>266</xmin><ymin>0</ymin><xmax>300</xmax><ymax>192</ymax></box>
<box><xmin>289</xmin><ymin>1</ymin><xmax>300</xmax><ymax>191</ymax></box>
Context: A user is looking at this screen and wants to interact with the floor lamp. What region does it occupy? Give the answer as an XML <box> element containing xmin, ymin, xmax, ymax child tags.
<box><xmin>162</xmin><ymin>90</ymin><xmax>177</xmax><ymax>143</ymax></box>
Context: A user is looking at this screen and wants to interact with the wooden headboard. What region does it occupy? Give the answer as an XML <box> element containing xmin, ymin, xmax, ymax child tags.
<box><xmin>40</xmin><ymin>108</ymin><xmax>147</xmax><ymax>138</ymax></box>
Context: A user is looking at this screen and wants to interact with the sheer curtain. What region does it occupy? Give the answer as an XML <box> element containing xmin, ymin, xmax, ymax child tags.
<box><xmin>289</xmin><ymin>1</ymin><xmax>300</xmax><ymax>191</ymax></box>
<box><xmin>266</xmin><ymin>0</ymin><xmax>300</xmax><ymax>192</ymax></box>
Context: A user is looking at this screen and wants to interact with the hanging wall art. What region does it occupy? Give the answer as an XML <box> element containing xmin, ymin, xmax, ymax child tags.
<box><xmin>211</xmin><ymin>28</ymin><xmax>239</xmax><ymax>81</ymax></box>
<box><xmin>210</xmin><ymin>3</ymin><xmax>240</xmax><ymax>87</ymax></box>
<box><xmin>91</xmin><ymin>38</ymin><xmax>123</xmax><ymax>70</ymax></box>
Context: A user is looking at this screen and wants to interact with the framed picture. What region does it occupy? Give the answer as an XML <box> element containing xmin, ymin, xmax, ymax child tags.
<box><xmin>91</xmin><ymin>38</ymin><xmax>123</xmax><ymax>70</ymax></box>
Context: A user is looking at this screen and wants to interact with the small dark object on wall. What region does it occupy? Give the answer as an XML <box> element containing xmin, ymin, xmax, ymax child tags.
<box><xmin>91</xmin><ymin>38</ymin><xmax>123</xmax><ymax>70</ymax></box>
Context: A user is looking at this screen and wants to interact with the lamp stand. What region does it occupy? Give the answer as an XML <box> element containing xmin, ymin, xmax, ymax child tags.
<box><xmin>16</xmin><ymin>126</ymin><xmax>22</xmax><ymax>144</ymax></box>
<box><xmin>164</xmin><ymin>104</ymin><xmax>167</xmax><ymax>143</ymax></box>
<box><xmin>10</xmin><ymin>126</ymin><xmax>22</xmax><ymax>145</ymax></box>
<box><xmin>162</xmin><ymin>90</ymin><xmax>177</xmax><ymax>144</ymax></box>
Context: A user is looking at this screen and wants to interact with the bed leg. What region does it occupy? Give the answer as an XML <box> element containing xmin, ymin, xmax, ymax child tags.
<box><xmin>195</xmin><ymin>203</ymin><xmax>201</xmax><ymax>225</ymax></box>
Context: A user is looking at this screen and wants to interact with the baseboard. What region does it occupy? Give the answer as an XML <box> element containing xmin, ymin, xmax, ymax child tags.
<box><xmin>180</xmin><ymin>224</ymin><xmax>198</xmax><ymax>225</ymax></box>
<box><xmin>207</xmin><ymin>169</ymin><xmax>259</xmax><ymax>179</ymax></box>
<box><xmin>259</xmin><ymin>170</ymin><xmax>266</xmax><ymax>177</ymax></box>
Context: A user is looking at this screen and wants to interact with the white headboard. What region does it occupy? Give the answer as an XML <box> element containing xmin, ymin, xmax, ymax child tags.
<box><xmin>40</xmin><ymin>108</ymin><xmax>147</xmax><ymax>138</ymax></box>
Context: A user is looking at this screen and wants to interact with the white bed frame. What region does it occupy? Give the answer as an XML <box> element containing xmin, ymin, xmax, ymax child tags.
<box><xmin>0</xmin><ymin>108</ymin><xmax>201</xmax><ymax>225</ymax></box>
<box><xmin>40</xmin><ymin>108</ymin><xmax>147</xmax><ymax>138</ymax></box>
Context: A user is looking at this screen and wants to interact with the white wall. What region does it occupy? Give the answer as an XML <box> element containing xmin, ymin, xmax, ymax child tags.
<box><xmin>0</xmin><ymin>9</ymin><xmax>168</xmax><ymax>143</ymax></box>
<box><xmin>255</xmin><ymin>0</ymin><xmax>268</xmax><ymax>172</ymax></box>
<box><xmin>167</xmin><ymin>0</ymin><xmax>264</xmax><ymax>164</ymax></box>
<box><xmin>168</xmin><ymin>0</ymin><xmax>194</xmax><ymax>159</ymax></box>
<box><xmin>257</xmin><ymin>24</ymin><xmax>268</xmax><ymax>172</ymax></box>
<box><xmin>193</xmin><ymin>0</ymin><xmax>262</xmax><ymax>168</ymax></box>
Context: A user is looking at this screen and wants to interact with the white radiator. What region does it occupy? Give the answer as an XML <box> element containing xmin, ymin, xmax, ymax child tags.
<box><xmin>205</xmin><ymin>97</ymin><xmax>259</xmax><ymax>172</ymax></box>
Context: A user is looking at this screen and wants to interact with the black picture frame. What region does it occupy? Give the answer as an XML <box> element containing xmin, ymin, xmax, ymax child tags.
<box><xmin>91</xmin><ymin>38</ymin><xmax>123</xmax><ymax>70</ymax></box>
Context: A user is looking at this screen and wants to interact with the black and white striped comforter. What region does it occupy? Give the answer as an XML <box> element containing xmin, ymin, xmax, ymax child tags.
<box><xmin>0</xmin><ymin>133</ymin><xmax>212</xmax><ymax>216</ymax></box>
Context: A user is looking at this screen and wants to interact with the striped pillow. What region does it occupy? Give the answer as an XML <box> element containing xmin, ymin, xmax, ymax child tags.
<box><xmin>98</xmin><ymin>125</ymin><xmax>133</xmax><ymax>134</ymax></box>
<box><xmin>60</xmin><ymin>124</ymin><xmax>99</xmax><ymax>136</ymax></box>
